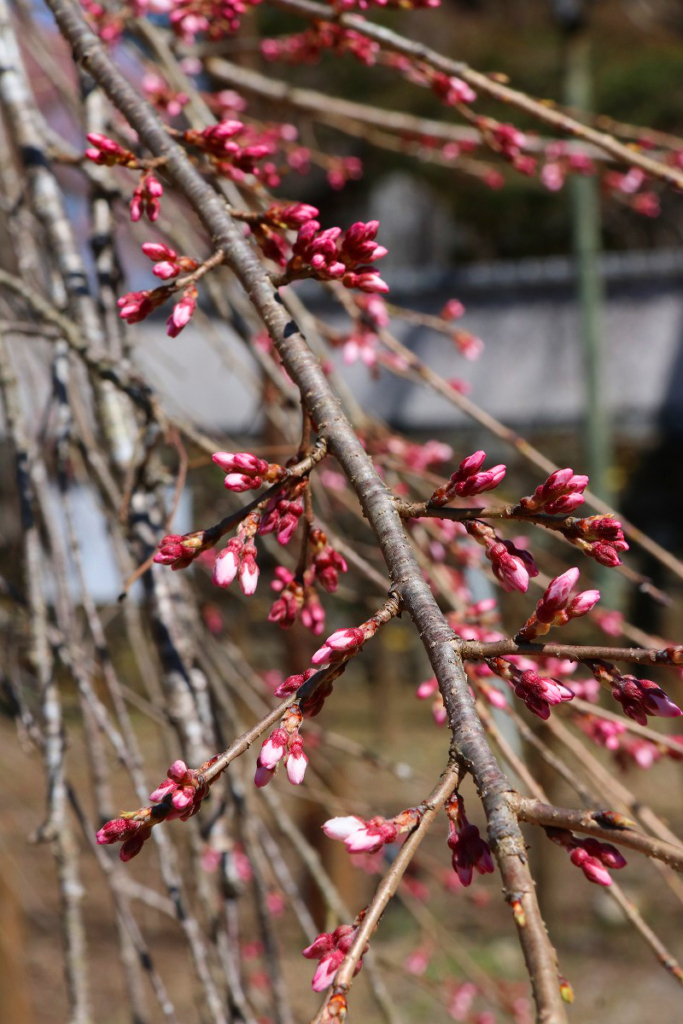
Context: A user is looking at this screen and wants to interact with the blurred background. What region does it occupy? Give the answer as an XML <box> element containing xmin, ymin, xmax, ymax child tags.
<box><xmin>2</xmin><ymin>1</ymin><xmax>683</xmax><ymax>1022</ymax></box>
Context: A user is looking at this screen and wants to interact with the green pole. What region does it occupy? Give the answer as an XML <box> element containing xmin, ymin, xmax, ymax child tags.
<box><xmin>564</xmin><ymin>32</ymin><xmax>613</xmax><ymax>504</ymax></box>
<box><xmin>563</xmin><ymin>31</ymin><xmax>619</xmax><ymax>602</ymax></box>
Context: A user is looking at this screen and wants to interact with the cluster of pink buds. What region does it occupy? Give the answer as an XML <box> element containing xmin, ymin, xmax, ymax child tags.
<box><xmin>519</xmin><ymin>467</ymin><xmax>588</xmax><ymax>515</ymax></box>
<box><xmin>323</xmin><ymin>807</ymin><xmax>419</xmax><ymax>854</ymax></box>
<box><xmin>142</xmin><ymin>242</ymin><xmax>198</xmax><ymax>281</ymax></box>
<box><xmin>465</xmin><ymin>520</ymin><xmax>538</xmax><ymax>593</ymax></box>
<box><xmin>269</xmin><ymin>567</ymin><xmax>304</xmax><ymax>629</ymax></box>
<box><xmin>285</xmin><ymin>219</ymin><xmax>389</xmax><ymax>293</ymax></box>
<box><xmin>567</xmin><ymin>515</ymin><xmax>629</xmax><ymax>567</ymax></box>
<box><xmin>261</xmin><ymin>24</ymin><xmax>380</xmax><ymax>67</ymax></box>
<box><xmin>247</xmin><ymin>203</ymin><xmax>320</xmax><ymax>266</ymax></box>
<box><xmin>262</xmin><ymin>202</ymin><xmax>322</xmax><ymax>229</ymax></box>
<box><xmin>130</xmin><ymin>174</ymin><xmax>164</xmax><ymax>223</ymax></box>
<box><xmin>575</xmin><ymin>713</ymin><xmax>626</xmax><ymax>752</ymax></box>
<box><xmin>575</xmin><ymin>714</ymin><xmax>681</xmax><ymax>769</ymax></box>
<box><xmin>212</xmin><ymin>450</ymin><xmax>282</xmax><ymax>492</ymax></box>
<box><xmin>117</xmin><ymin>286</ymin><xmax>169</xmax><ymax>325</ymax></box>
<box><xmin>96</xmin><ymin>757</ymin><xmax>213</xmax><ymax>861</ymax></box>
<box><xmin>336</xmin><ymin>293</ymin><xmax>389</xmax><ymax>367</ymax></box>
<box><xmin>164</xmin><ymin>0</ymin><xmax>262</xmax><ymax>44</ymax></box>
<box><xmin>259</xmin><ymin>488</ymin><xmax>305</xmax><ymax>545</ymax></box>
<box><xmin>516</xmin><ymin>567</ymin><xmax>600</xmax><ymax>641</ymax></box>
<box><xmin>142</xmin><ymin>72</ymin><xmax>188</xmax><ymax>119</ymax></box>
<box><xmin>268</xmin><ymin>568</ymin><xmax>326</xmax><ymax>634</ymax></box>
<box><xmin>81</xmin><ymin>0</ymin><xmax>125</xmax><ymax>43</ymax></box>
<box><xmin>617</xmin><ymin>738</ymin><xmax>662</xmax><ymax>770</ymax></box>
<box><xmin>85</xmin><ymin>132</ymin><xmax>136</xmax><ymax>167</ymax></box>
<box><xmin>148</xmin><ymin>758</ymin><xmax>209</xmax><ymax>818</ymax></box>
<box><xmin>488</xmin><ymin>657</ymin><xmax>574</xmax><ymax>720</ymax></box>
<box><xmin>96</xmin><ymin>818</ymin><xmax>153</xmax><ymax>862</ymax></box>
<box><xmin>254</xmin><ymin>706</ymin><xmax>308</xmax><ymax>787</ymax></box>
<box><xmin>335</xmin><ymin>0</ymin><xmax>439</xmax><ymax>9</ymax></box>
<box><xmin>183</xmin><ymin>119</ymin><xmax>275</xmax><ymax>180</ymax></box>
<box><xmin>312</xmin><ymin>625</ymin><xmax>368</xmax><ymax>668</ymax></box>
<box><xmin>447</xmin><ymin>981</ymin><xmax>478</xmax><ymax>1021</ymax></box>
<box><xmin>546</xmin><ymin>827</ymin><xmax>626</xmax><ymax>886</ymax></box>
<box><xmin>489</xmin><ymin>121</ymin><xmax>528</xmax><ymax>163</ymax></box>
<box><xmin>154</xmin><ymin>527</ymin><xmax>217</xmax><ymax>570</ymax></box>
<box><xmin>167</xmin><ymin>287</ymin><xmax>198</xmax><ymax>338</ymax></box>
<box><xmin>273</xmin><ymin>668</ymin><xmax>317</xmax><ymax>698</ymax></box>
<box><xmin>588</xmin><ymin>660</ymin><xmax>681</xmax><ymax>726</ymax></box>
<box><xmin>268</xmin><ymin>529</ymin><xmax>347</xmax><ymax>634</ymax></box>
<box><xmin>213</xmin><ymin>512</ymin><xmax>260</xmax><ymax>594</ymax></box>
<box><xmin>325</xmin><ymin>154</ymin><xmax>363</xmax><ymax>190</ymax></box>
<box><xmin>310</xmin><ymin>529</ymin><xmax>348</xmax><ymax>592</ymax></box>
<box><xmin>302</xmin><ymin>924</ymin><xmax>367</xmax><ymax>992</ymax></box>
<box><xmin>445</xmin><ymin>795</ymin><xmax>494</xmax><ymax>887</ymax></box>
<box><xmin>451</xmin><ymin>329</ymin><xmax>485</xmax><ymax>360</ymax></box>
<box><xmin>431</xmin><ymin>72</ymin><xmax>477</xmax><ymax>106</ymax></box>
<box><xmin>430</xmin><ymin>450</ymin><xmax>506</xmax><ymax>505</ymax></box>
<box><xmin>539</xmin><ymin>142</ymin><xmax>596</xmax><ymax>193</ymax></box>
<box><xmin>118</xmin><ymin>243</ymin><xmax>203</xmax><ymax>337</ymax></box>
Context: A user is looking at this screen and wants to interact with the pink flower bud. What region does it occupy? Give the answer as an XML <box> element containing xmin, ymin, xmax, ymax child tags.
<box><xmin>274</xmin><ymin>669</ymin><xmax>315</xmax><ymax>698</ymax></box>
<box><xmin>96</xmin><ymin>818</ymin><xmax>141</xmax><ymax>845</ymax></box>
<box><xmin>166</xmin><ymin>291</ymin><xmax>196</xmax><ymax>338</ymax></box>
<box><xmin>569</xmin><ymin>847</ymin><xmax>612</xmax><ymax>886</ymax></box>
<box><xmin>152</xmin><ymin>261</ymin><xmax>181</xmax><ymax>280</ymax></box>
<box><xmin>224</xmin><ymin>472</ymin><xmax>260</xmax><ymax>492</ymax></box>
<box><xmin>591</xmin><ymin>542</ymin><xmax>623</xmax><ymax>567</ymax></box>
<box><xmin>212</xmin><ymin>451</ymin><xmax>269</xmax><ymax>474</ymax></box>
<box><xmin>259</xmin><ymin>728</ymin><xmax>288</xmax><ymax>770</ymax></box>
<box><xmin>213</xmin><ymin>542</ymin><xmax>241</xmax><ymax>588</ymax></box>
<box><xmin>149</xmin><ymin>778</ymin><xmax>175</xmax><ymax>802</ymax></box>
<box><xmin>441</xmin><ymin>299</ymin><xmax>465</xmax><ymax>321</ymax></box>
<box><xmin>239</xmin><ymin>543</ymin><xmax>259</xmax><ymax>595</ymax></box>
<box><xmin>142</xmin><ymin>242</ymin><xmax>177</xmax><ymax>262</ymax></box>
<box><xmin>323</xmin><ymin>816</ymin><xmax>365</xmax><ymax>841</ymax></box>
<box><xmin>344</xmin><ymin>820</ymin><xmax>398</xmax><ymax>853</ymax></box>
<box><xmin>459</xmin><ymin>450</ymin><xmax>486</xmax><ymax>474</ymax></box>
<box><xmin>416</xmin><ymin>678</ymin><xmax>439</xmax><ymax>700</ymax></box>
<box><xmin>120</xmin><ymin>834</ymin><xmax>148</xmax><ymax>862</ymax></box>
<box><xmin>254</xmin><ymin>758</ymin><xmax>275</xmax><ymax>788</ymax></box>
<box><xmin>171</xmin><ymin>786</ymin><xmax>194</xmax><ymax>810</ymax></box>
<box><xmin>311</xmin><ymin>950</ymin><xmax>344</xmax><ymax>992</ymax></box>
<box><xmin>167</xmin><ymin>759</ymin><xmax>188</xmax><ymax>781</ymax></box>
<box><xmin>567</xmin><ymin>589</ymin><xmax>600</xmax><ymax>618</ymax></box>
<box><xmin>286</xmin><ymin>739</ymin><xmax>308</xmax><ymax>785</ymax></box>
<box><xmin>488</xmin><ymin>543</ymin><xmax>529</xmax><ymax>593</ymax></box>
<box><xmin>302</xmin><ymin>933</ymin><xmax>335</xmax><ymax>960</ymax></box>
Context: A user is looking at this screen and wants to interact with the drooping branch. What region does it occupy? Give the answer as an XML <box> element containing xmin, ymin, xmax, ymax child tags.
<box><xmin>311</xmin><ymin>764</ymin><xmax>461</xmax><ymax>1024</ymax></box>
<box><xmin>265</xmin><ymin>0</ymin><xmax>683</xmax><ymax>190</ymax></box>
<box><xmin>459</xmin><ymin>638</ymin><xmax>683</xmax><ymax>669</ymax></box>
<box><xmin>514</xmin><ymin>798</ymin><xmax>683</xmax><ymax>873</ymax></box>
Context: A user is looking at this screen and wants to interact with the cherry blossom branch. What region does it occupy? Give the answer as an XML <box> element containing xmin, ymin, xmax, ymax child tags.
<box><xmin>514</xmin><ymin>798</ymin><xmax>683</xmax><ymax>873</ymax></box>
<box><xmin>374</xmin><ymin>320</ymin><xmax>683</xmax><ymax>582</ymax></box>
<box><xmin>44</xmin><ymin>4</ymin><xmax>568</xmax><ymax>1018</ymax></box>
<box><xmin>266</xmin><ymin>0</ymin><xmax>683</xmax><ymax>190</ymax></box>
<box><xmin>311</xmin><ymin>764</ymin><xmax>461</xmax><ymax>1024</ymax></box>
<box><xmin>459</xmin><ymin>638</ymin><xmax>683</xmax><ymax>668</ymax></box>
